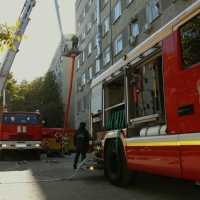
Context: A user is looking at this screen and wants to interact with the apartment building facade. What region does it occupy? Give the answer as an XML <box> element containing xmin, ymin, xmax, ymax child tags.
<box><xmin>75</xmin><ymin>0</ymin><xmax>198</xmax><ymax>131</ymax></box>
<box><xmin>48</xmin><ymin>33</ymin><xmax>76</xmax><ymax>129</ymax></box>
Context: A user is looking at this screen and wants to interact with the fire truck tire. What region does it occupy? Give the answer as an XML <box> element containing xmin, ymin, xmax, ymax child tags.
<box><xmin>34</xmin><ymin>149</ymin><xmax>41</xmax><ymax>160</ymax></box>
<box><xmin>105</xmin><ymin>140</ymin><xmax>135</xmax><ymax>187</ymax></box>
<box><xmin>0</xmin><ymin>150</ymin><xmax>5</xmax><ymax>160</ymax></box>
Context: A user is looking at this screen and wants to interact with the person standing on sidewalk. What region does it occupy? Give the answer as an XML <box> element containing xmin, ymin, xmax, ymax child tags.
<box><xmin>73</xmin><ymin>122</ymin><xmax>89</xmax><ymax>169</ymax></box>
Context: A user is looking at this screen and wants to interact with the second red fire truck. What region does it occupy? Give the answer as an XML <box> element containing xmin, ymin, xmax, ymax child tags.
<box><xmin>90</xmin><ymin>1</ymin><xmax>200</xmax><ymax>187</ymax></box>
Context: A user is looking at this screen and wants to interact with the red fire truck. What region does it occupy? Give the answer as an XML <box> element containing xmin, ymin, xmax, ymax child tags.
<box><xmin>0</xmin><ymin>0</ymin><xmax>40</xmax><ymax>160</ymax></box>
<box><xmin>0</xmin><ymin>110</ymin><xmax>42</xmax><ymax>160</ymax></box>
<box><xmin>90</xmin><ymin>2</ymin><xmax>200</xmax><ymax>186</ymax></box>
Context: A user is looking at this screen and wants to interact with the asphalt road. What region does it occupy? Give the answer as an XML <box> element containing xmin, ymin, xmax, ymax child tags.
<box><xmin>0</xmin><ymin>153</ymin><xmax>200</xmax><ymax>200</ymax></box>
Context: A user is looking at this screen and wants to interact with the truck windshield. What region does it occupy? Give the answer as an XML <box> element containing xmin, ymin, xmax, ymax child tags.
<box><xmin>2</xmin><ymin>113</ymin><xmax>39</xmax><ymax>125</ymax></box>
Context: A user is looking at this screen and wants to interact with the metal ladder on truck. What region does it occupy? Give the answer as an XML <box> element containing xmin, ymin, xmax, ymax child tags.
<box><xmin>0</xmin><ymin>0</ymin><xmax>36</xmax><ymax>95</ymax></box>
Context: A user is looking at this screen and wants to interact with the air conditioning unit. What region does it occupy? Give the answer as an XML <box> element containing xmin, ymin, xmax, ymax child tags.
<box><xmin>78</xmin><ymin>86</ymin><xmax>82</xmax><ymax>91</ymax></box>
<box><xmin>142</xmin><ymin>23</ymin><xmax>152</xmax><ymax>34</ymax></box>
<box><xmin>86</xmin><ymin>79</ymin><xmax>91</xmax><ymax>84</ymax></box>
<box><xmin>130</xmin><ymin>14</ymin><xmax>138</xmax><ymax>24</ymax></box>
<box><xmin>129</xmin><ymin>36</ymin><xmax>136</xmax><ymax>46</ymax></box>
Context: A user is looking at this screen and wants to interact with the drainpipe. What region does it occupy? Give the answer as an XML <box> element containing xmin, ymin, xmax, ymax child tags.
<box><xmin>96</xmin><ymin>0</ymin><xmax>101</xmax><ymax>60</ymax></box>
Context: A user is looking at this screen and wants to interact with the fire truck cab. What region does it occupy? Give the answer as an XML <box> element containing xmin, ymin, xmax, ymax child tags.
<box><xmin>0</xmin><ymin>110</ymin><xmax>42</xmax><ymax>160</ymax></box>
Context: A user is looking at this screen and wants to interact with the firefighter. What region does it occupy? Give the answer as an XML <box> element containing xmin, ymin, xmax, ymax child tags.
<box><xmin>63</xmin><ymin>134</ymin><xmax>71</xmax><ymax>155</ymax></box>
<box><xmin>73</xmin><ymin>122</ymin><xmax>89</xmax><ymax>169</ymax></box>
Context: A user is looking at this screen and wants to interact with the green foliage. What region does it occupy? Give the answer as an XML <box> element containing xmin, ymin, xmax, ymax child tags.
<box><xmin>39</xmin><ymin>71</ymin><xmax>65</xmax><ymax>128</ymax></box>
<box><xmin>0</xmin><ymin>73</ymin><xmax>20</xmax><ymax>111</ymax></box>
<box><xmin>180</xmin><ymin>15</ymin><xmax>200</xmax><ymax>69</ymax></box>
<box><xmin>0</xmin><ymin>20</ymin><xmax>26</xmax><ymax>52</ymax></box>
<box><xmin>0</xmin><ymin>72</ymin><xmax>64</xmax><ymax>128</ymax></box>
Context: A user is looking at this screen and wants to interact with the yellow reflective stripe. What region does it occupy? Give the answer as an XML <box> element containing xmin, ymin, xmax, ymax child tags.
<box><xmin>180</xmin><ymin>141</ymin><xmax>200</xmax><ymax>145</ymax></box>
<box><xmin>126</xmin><ymin>140</ymin><xmax>200</xmax><ymax>147</ymax></box>
<box><xmin>103</xmin><ymin>140</ymin><xmax>200</xmax><ymax>147</ymax></box>
<box><xmin>126</xmin><ymin>141</ymin><xmax>179</xmax><ymax>146</ymax></box>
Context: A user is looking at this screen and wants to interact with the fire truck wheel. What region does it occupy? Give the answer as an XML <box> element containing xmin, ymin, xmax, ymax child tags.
<box><xmin>105</xmin><ymin>140</ymin><xmax>135</xmax><ymax>187</ymax></box>
<box><xmin>34</xmin><ymin>149</ymin><xmax>41</xmax><ymax>160</ymax></box>
<box><xmin>0</xmin><ymin>150</ymin><xmax>5</xmax><ymax>160</ymax></box>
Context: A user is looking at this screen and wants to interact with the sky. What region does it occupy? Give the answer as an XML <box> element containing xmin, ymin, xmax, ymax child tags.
<box><xmin>0</xmin><ymin>0</ymin><xmax>76</xmax><ymax>83</ymax></box>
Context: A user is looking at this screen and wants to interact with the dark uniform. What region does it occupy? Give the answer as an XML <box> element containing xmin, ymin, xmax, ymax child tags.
<box><xmin>73</xmin><ymin>122</ymin><xmax>89</xmax><ymax>169</ymax></box>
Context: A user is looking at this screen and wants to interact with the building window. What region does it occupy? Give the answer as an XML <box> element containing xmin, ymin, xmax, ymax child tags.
<box><xmin>88</xmin><ymin>66</ymin><xmax>92</xmax><ymax>79</ymax></box>
<box><xmin>147</xmin><ymin>0</ymin><xmax>161</xmax><ymax>24</ymax></box>
<box><xmin>82</xmin><ymin>29</ymin><xmax>86</xmax><ymax>41</ymax></box>
<box><xmin>76</xmin><ymin>100</ymin><xmax>81</xmax><ymax>114</ymax></box>
<box><xmin>88</xmin><ymin>0</ymin><xmax>92</xmax><ymax>8</ymax></box>
<box><xmin>103</xmin><ymin>0</ymin><xmax>108</xmax><ymax>8</ymax></box>
<box><xmin>103</xmin><ymin>16</ymin><xmax>109</xmax><ymax>36</ymax></box>
<box><xmin>95</xmin><ymin>59</ymin><xmax>100</xmax><ymax>74</ymax></box>
<box><xmin>82</xmin><ymin>73</ymin><xmax>86</xmax><ymax>85</ymax></box>
<box><xmin>77</xmin><ymin>78</ymin><xmax>81</xmax><ymax>90</ymax></box>
<box><xmin>77</xmin><ymin>37</ymin><xmax>81</xmax><ymax>49</ymax></box>
<box><xmin>56</xmin><ymin>62</ymin><xmax>59</xmax><ymax>71</ymax></box>
<box><xmin>82</xmin><ymin>96</ymin><xmax>87</xmax><ymax>111</ymax></box>
<box><xmin>58</xmin><ymin>69</ymin><xmax>62</xmax><ymax>78</ymax></box>
<box><xmin>103</xmin><ymin>47</ymin><xmax>110</xmax><ymax>66</ymax></box>
<box><xmin>94</xmin><ymin>8</ymin><xmax>97</xmax><ymax>22</ymax></box>
<box><xmin>76</xmin><ymin>80</ymin><xmax>79</xmax><ymax>91</ymax></box>
<box><xmin>56</xmin><ymin>74</ymin><xmax>60</xmax><ymax>83</ymax></box>
<box><xmin>88</xmin><ymin>41</ymin><xmax>92</xmax><ymax>56</ymax></box>
<box><xmin>113</xmin><ymin>1</ymin><xmax>121</xmax><ymax>23</ymax></box>
<box><xmin>130</xmin><ymin>22</ymin><xmax>139</xmax><ymax>37</ymax></box>
<box><xmin>82</xmin><ymin>51</ymin><xmax>85</xmax><ymax>63</ymax></box>
<box><xmin>94</xmin><ymin>34</ymin><xmax>97</xmax><ymax>48</ymax></box>
<box><xmin>82</xmin><ymin>8</ymin><xmax>86</xmax><ymax>19</ymax></box>
<box><xmin>76</xmin><ymin>57</ymin><xmax>80</xmax><ymax>70</ymax></box>
<box><xmin>114</xmin><ymin>33</ymin><xmax>122</xmax><ymax>55</ymax></box>
<box><xmin>77</xmin><ymin>20</ymin><xmax>80</xmax><ymax>29</ymax></box>
<box><xmin>87</xmin><ymin>18</ymin><xmax>92</xmax><ymax>32</ymax></box>
<box><xmin>180</xmin><ymin>14</ymin><xmax>200</xmax><ymax>69</ymax></box>
<box><xmin>127</xmin><ymin>0</ymin><xmax>132</xmax><ymax>6</ymax></box>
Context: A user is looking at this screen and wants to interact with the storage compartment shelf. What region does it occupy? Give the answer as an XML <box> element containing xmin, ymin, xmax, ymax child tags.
<box><xmin>105</xmin><ymin>102</ymin><xmax>125</xmax><ymax>111</ymax></box>
<box><xmin>130</xmin><ymin>114</ymin><xmax>159</xmax><ymax>124</ymax></box>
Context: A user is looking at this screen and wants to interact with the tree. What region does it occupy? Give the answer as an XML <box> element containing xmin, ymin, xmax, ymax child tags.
<box><xmin>0</xmin><ymin>20</ymin><xmax>26</xmax><ymax>52</ymax></box>
<box><xmin>0</xmin><ymin>73</ymin><xmax>20</xmax><ymax>110</ymax></box>
<box><xmin>39</xmin><ymin>71</ymin><xmax>65</xmax><ymax>128</ymax></box>
<box><xmin>19</xmin><ymin>77</ymin><xmax>44</xmax><ymax>112</ymax></box>
<box><xmin>0</xmin><ymin>72</ymin><xmax>65</xmax><ymax>128</ymax></box>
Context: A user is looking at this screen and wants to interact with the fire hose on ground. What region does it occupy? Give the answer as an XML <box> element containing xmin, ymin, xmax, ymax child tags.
<box><xmin>0</xmin><ymin>151</ymin><xmax>99</xmax><ymax>184</ymax></box>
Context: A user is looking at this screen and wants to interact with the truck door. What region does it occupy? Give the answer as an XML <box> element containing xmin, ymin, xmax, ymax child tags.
<box><xmin>175</xmin><ymin>13</ymin><xmax>200</xmax><ymax>133</ymax></box>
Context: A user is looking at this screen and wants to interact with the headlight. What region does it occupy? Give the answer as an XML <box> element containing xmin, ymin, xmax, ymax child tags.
<box><xmin>89</xmin><ymin>167</ymin><xmax>94</xmax><ymax>170</ymax></box>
